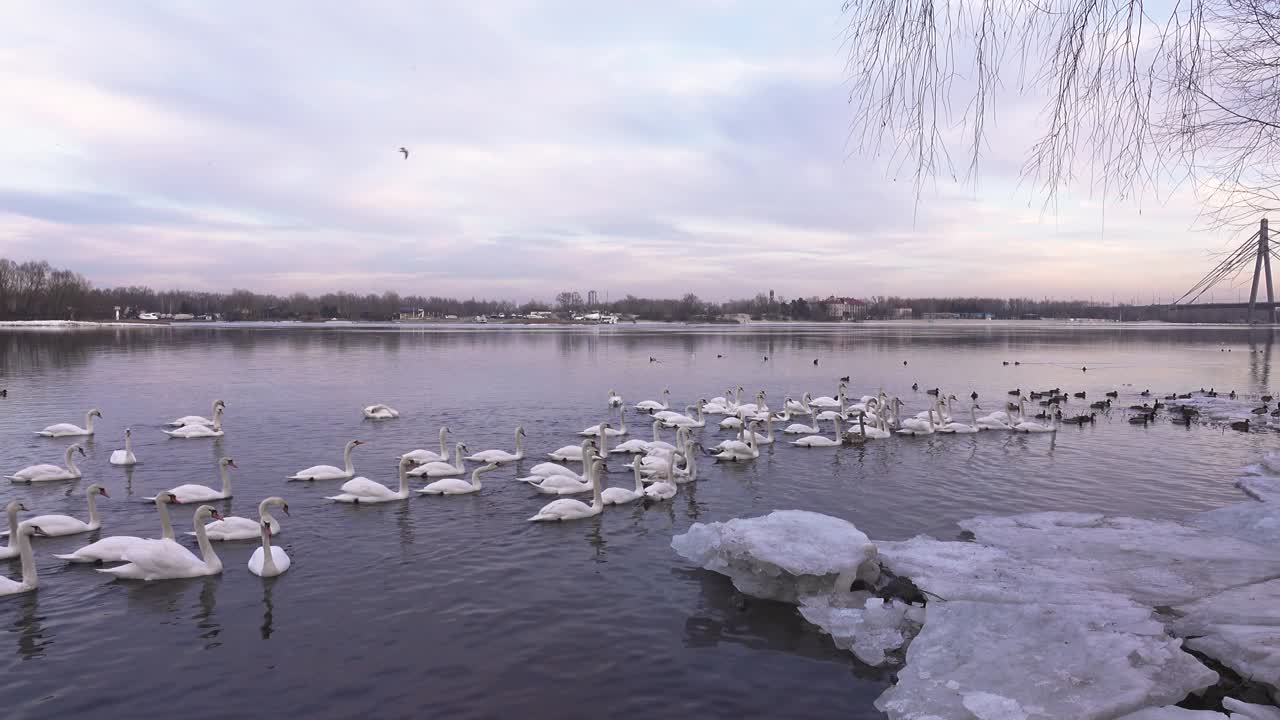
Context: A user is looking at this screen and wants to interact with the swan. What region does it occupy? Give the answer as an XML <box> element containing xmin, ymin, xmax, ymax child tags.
<box><xmin>400</xmin><ymin>427</ymin><xmax>450</xmax><ymax>464</ymax></box>
<box><xmin>746</xmin><ymin>413</ymin><xmax>775</xmax><ymax>445</ymax></box>
<box><xmin>719</xmin><ymin>415</ymin><xmax>744</xmax><ymax>430</ymax></box>
<box><xmin>661</xmin><ymin>437</ymin><xmax>700</xmax><ymax>483</ymax></box>
<box><xmin>109</xmin><ymin>427</ymin><xmax>138</xmax><ymax>465</ymax></box>
<box><xmin>815</xmin><ymin>395</ymin><xmax>848</xmax><ymax>421</ymax></box>
<box><xmin>784</xmin><ymin>415</ymin><xmax>820</xmax><ymax>434</ymax></box>
<box><xmin>36</xmin><ymin>408</ymin><xmax>101</xmax><ymax>437</ymax></box>
<box><xmin>363</xmin><ymin>403</ymin><xmax>400</xmax><ymax>420</ymax></box>
<box><xmin>418</xmin><ymin>461</ymin><xmax>498</xmax><ymax>496</ymax></box>
<box><xmin>702</xmin><ymin>390</ymin><xmax>734</xmax><ymax>415</ymax></box>
<box><xmin>99</xmin><ymin>505</ymin><xmax>225</xmax><ymax>581</ymax></box>
<box><xmin>663</xmin><ymin>403</ymin><xmax>707</xmax><ymax>428</ymax></box>
<box><xmin>634</xmin><ymin>388</ymin><xmax>670</xmax><ymax>412</ymax></box>
<box><xmin>551</xmin><ymin>425</ymin><xmax>608</xmax><ymax>460</ymax></box>
<box><xmin>0</xmin><ymin>523</ymin><xmax>49</xmax><ymax>596</ymax></box>
<box><xmin>327</xmin><ymin>457</ymin><xmax>414</xmax><ymax>503</ymax></box>
<box><xmin>809</xmin><ymin>385</ymin><xmax>846</xmax><ymax>409</ymax></box>
<box><xmin>897</xmin><ymin>407</ymin><xmax>936</xmax><ymax>436</ymax></box>
<box><xmin>164</xmin><ymin>404</ymin><xmax>223</xmax><ymax>438</ymax></box>
<box><xmin>607</xmin><ymin>389</ymin><xmax>623</xmax><ymax>408</ymax></box>
<box><xmin>581</xmin><ymin>407</ymin><xmax>628</xmax><ymax>437</ymax></box>
<box><xmin>642</xmin><ymin>455</ymin><xmax>678</xmax><ymax>501</ymax></box>
<box><xmin>0</xmin><ymin>501</ymin><xmax>28</xmax><ymax>559</ymax></box>
<box><xmin>195</xmin><ymin>496</ymin><xmax>288</xmax><ymax>542</ymax></box>
<box><xmin>54</xmin><ymin>492</ymin><xmax>180</xmax><ymax>563</ymax></box>
<box><xmin>409</xmin><ymin>442</ymin><xmax>467</xmax><ymax>477</ymax></box>
<box><xmin>714</xmin><ymin>422</ymin><xmax>760</xmax><ymax>461</ymax></box>
<box><xmin>612</xmin><ymin>421</ymin><xmax>665</xmax><ymax>454</ymax></box>
<box><xmin>976</xmin><ymin>407</ymin><xmax>1014</xmax><ymax>430</ymax></box>
<box><xmin>848</xmin><ymin>413</ymin><xmax>892</xmax><ymax>440</ymax></box>
<box><xmin>526</xmin><ymin>440</ymin><xmax>595</xmax><ymax>478</ymax></box>
<box><xmin>734</xmin><ymin>391</ymin><xmax>768</xmax><ymax>416</ymax></box>
<box><xmin>528</xmin><ymin>459</ymin><xmax>605</xmax><ymax>522</ymax></box>
<box><xmin>465</xmin><ymin>426</ymin><xmax>525</xmax><ymax>464</ymax></box>
<box><xmin>1013</xmin><ymin>407</ymin><xmax>1059</xmax><ymax>433</ymax></box>
<box><xmin>146</xmin><ymin>457</ymin><xmax>235</xmax><ymax>502</ymax></box>
<box><xmin>248</xmin><ymin>519</ymin><xmax>290</xmax><ymax>578</ymax></box>
<box><xmin>645</xmin><ymin>423</ymin><xmax>682</xmax><ymax>454</ymax></box>
<box><xmin>938</xmin><ymin>404</ymin><xmax>981</xmax><ymax>434</ymax></box>
<box><xmin>527</xmin><ymin>451</ymin><xmax>607</xmax><ymax>494</ymax></box>
<box><xmin>602</xmin><ymin>459</ymin><xmax>646</xmax><ymax>505</ymax></box>
<box><xmin>785</xmin><ymin>393</ymin><xmax>813</xmax><ymax>415</ymax></box>
<box><xmin>289</xmin><ymin>440</ymin><xmax>363</xmax><ymax>481</ymax></box>
<box><xmin>17</xmin><ymin>484</ymin><xmax>108</xmax><ymax>537</ymax></box>
<box><xmin>167</xmin><ymin>400</ymin><xmax>225</xmax><ymax>427</ymax></box>
<box><xmin>791</xmin><ymin>417</ymin><xmax>843</xmax><ymax>447</ymax></box>
<box><xmin>7</xmin><ymin>444</ymin><xmax>85</xmax><ymax>482</ymax></box>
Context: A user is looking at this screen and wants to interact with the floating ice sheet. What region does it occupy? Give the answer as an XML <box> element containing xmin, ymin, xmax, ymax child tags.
<box><xmin>796</xmin><ymin>591</ymin><xmax>924</xmax><ymax>667</ymax></box>
<box><xmin>1172</xmin><ymin>579</ymin><xmax>1280</xmax><ymax>704</ymax></box>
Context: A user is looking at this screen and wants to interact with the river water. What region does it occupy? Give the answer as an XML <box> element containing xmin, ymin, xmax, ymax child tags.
<box><xmin>0</xmin><ymin>322</ymin><xmax>1273</xmax><ymax>719</ymax></box>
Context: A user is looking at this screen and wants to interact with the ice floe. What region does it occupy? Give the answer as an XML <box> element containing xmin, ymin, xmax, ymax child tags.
<box><xmin>796</xmin><ymin>591</ymin><xmax>924</xmax><ymax>667</ymax></box>
<box><xmin>1172</xmin><ymin>579</ymin><xmax>1280</xmax><ymax>704</ymax></box>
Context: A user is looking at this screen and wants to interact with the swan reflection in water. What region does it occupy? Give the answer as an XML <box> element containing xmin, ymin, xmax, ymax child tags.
<box><xmin>260</xmin><ymin>581</ymin><xmax>275</xmax><ymax>640</ymax></box>
<box><xmin>11</xmin><ymin>593</ymin><xmax>50</xmax><ymax>661</ymax></box>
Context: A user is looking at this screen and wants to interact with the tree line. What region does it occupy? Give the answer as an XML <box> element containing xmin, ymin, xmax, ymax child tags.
<box><xmin>0</xmin><ymin>257</ymin><xmax>1154</xmax><ymax>322</ymax></box>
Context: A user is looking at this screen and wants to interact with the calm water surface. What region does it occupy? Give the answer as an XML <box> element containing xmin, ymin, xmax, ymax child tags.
<box><xmin>0</xmin><ymin>322</ymin><xmax>1274</xmax><ymax>719</ymax></box>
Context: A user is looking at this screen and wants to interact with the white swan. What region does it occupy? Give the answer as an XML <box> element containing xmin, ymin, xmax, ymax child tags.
<box><xmin>0</xmin><ymin>523</ymin><xmax>48</xmax><ymax>596</ymax></box>
<box><xmin>110</xmin><ymin>427</ymin><xmax>138</xmax><ymax>466</ymax></box>
<box><xmin>327</xmin><ymin>457</ymin><xmax>413</xmax><ymax>503</ymax></box>
<box><xmin>99</xmin><ymin>505</ymin><xmax>224</xmax><ymax>581</ymax></box>
<box><xmin>146</xmin><ymin>457</ymin><xmax>235</xmax><ymax>502</ymax></box>
<box><xmin>528</xmin><ymin>453</ymin><xmax>600</xmax><ymax>495</ymax></box>
<box><xmin>528</xmin><ymin>459</ymin><xmax>605</xmax><ymax>522</ymax></box>
<box><xmin>938</xmin><ymin>404</ymin><xmax>981</xmax><ymax>434</ymax></box>
<box><xmin>465</xmin><ymin>426</ymin><xmax>525</xmax><ymax>464</ymax></box>
<box><xmin>0</xmin><ymin>501</ymin><xmax>28</xmax><ymax>559</ymax></box>
<box><xmin>848</xmin><ymin>413</ymin><xmax>892</xmax><ymax>440</ymax></box>
<box><xmin>784</xmin><ymin>415</ymin><xmax>820</xmax><ymax>434</ymax></box>
<box><xmin>581</xmin><ymin>407</ymin><xmax>628</xmax><ymax>437</ymax></box>
<box><xmin>607</xmin><ymin>389</ymin><xmax>623</xmax><ymax>408</ymax></box>
<box><xmin>418</xmin><ymin>461</ymin><xmax>497</xmax><ymax>496</ymax></box>
<box><xmin>248</xmin><ymin>519</ymin><xmax>290</xmax><ymax>578</ymax></box>
<box><xmin>611</xmin><ymin>421</ymin><xmax>663</xmax><ymax>454</ymax></box>
<box><xmin>409</xmin><ymin>442</ymin><xmax>467</xmax><ymax>477</ymax></box>
<box><xmin>663</xmin><ymin>403</ymin><xmax>707</xmax><ymax>429</ymax></box>
<box><xmin>642</xmin><ymin>454</ymin><xmax>678</xmax><ymax>501</ymax></box>
<box><xmin>550</xmin><ymin>425</ymin><xmax>607</xmax><ymax>460</ymax></box>
<box><xmin>733</xmin><ymin>391</ymin><xmax>768</xmax><ymax>416</ymax></box>
<box><xmin>635</xmin><ymin>388</ymin><xmax>670</xmax><ymax>412</ymax></box>
<box><xmin>745</xmin><ymin>413</ymin><xmax>774</xmax><ymax>445</ymax></box>
<box><xmin>401</xmin><ymin>427</ymin><xmax>450</xmax><ymax>464</ymax></box>
<box><xmin>167</xmin><ymin>400</ymin><xmax>225</xmax><ymax>427</ymax></box>
<box><xmin>363</xmin><ymin>403</ymin><xmax>400</xmax><ymax>420</ymax></box>
<box><xmin>195</xmin><ymin>496</ymin><xmax>288</xmax><ymax>542</ymax></box>
<box><xmin>525</xmin><ymin>440</ymin><xmax>594</xmax><ymax>478</ymax></box>
<box><xmin>164</xmin><ymin>404</ymin><xmax>223</xmax><ymax>438</ymax></box>
<box><xmin>36</xmin><ymin>408</ymin><xmax>101</xmax><ymax>437</ymax></box>
<box><xmin>289</xmin><ymin>439</ymin><xmax>362</xmax><ymax>481</ymax></box>
<box><xmin>897</xmin><ymin>407</ymin><xmax>936</xmax><ymax>436</ymax></box>
<box><xmin>19</xmin><ymin>483</ymin><xmax>108</xmax><ymax>536</ymax></box>
<box><xmin>602</xmin><ymin>459</ymin><xmax>646</xmax><ymax>505</ymax></box>
<box><xmin>7</xmin><ymin>444</ymin><xmax>85</xmax><ymax>482</ymax></box>
<box><xmin>54</xmin><ymin>492</ymin><xmax>179</xmax><ymax>563</ymax></box>
<box><xmin>809</xmin><ymin>385</ymin><xmax>846</xmax><ymax>409</ymax></box>
<box><xmin>790</xmin><ymin>417</ymin><xmax>843</xmax><ymax>447</ymax></box>
<box><xmin>1013</xmin><ymin>407</ymin><xmax>1059</xmax><ymax>433</ymax></box>
<box><xmin>785</xmin><ymin>393</ymin><xmax>813</xmax><ymax>415</ymax></box>
<box><xmin>976</xmin><ymin>407</ymin><xmax>1014</xmax><ymax>430</ymax></box>
<box><xmin>719</xmin><ymin>415</ymin><xmax>744</xmax><ymax>430</ymax></box>
<box><xmin>714</xmin><ymin>422</ymin><xmax>760</xmax><ymax>461</ymax></box>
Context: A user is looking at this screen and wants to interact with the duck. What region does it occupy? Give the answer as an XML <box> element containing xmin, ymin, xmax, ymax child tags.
<box><xmin>528</xmin><ymin>459</ymin><xmax>605</xmax><ymax>521</ymax></box>
<box><xmin>1252</xmin><ymin>404</ymin><xmax>1269</xmax><ymax>415</ymax></box>
<box><xmin>408</xmin><ymin>442</ymin><xmax>468</xmax><ymax>478</ymax></box>
<box><xmin>54</xmin><ymin>492</ymin><xmax>180</xmax><ymax>563</ymax></box>
<box><xmin>465</xmin><ymin>426</ymin><xmax>526</xmax><ymax>464</ymax></box>
<box><xmin>167</xmin><ymin>400</ymin><xmax>225</xmax><ymax>427</ymax></box>
<box><xmin>290</xmin><ymin>440</ymin><xmax>363</xmax><ymax>481</ymax></box>
<box><xmin>98</xmin><ymin>506</ymin><xmax>224</xmax><ymax>581</ymax></box>
<box><xmin>146</xmin><ymin>457</ymin><xmax>236</xmax><ymax>502</ymax></box>
<box><xmin>7</xmin><ymin>444</ymin><xmax>85</xmax><ymax>482</ymax></box>
<box><xmin>35</xmin><ymin>408</ymin><xmax>101</xmax><ymax>437</ymax></box>
<box><xmin>15</xmin><ymin>484</ymin><xmax>109</xmax><ymax>537</ymax></box>
<box><xmin>164</xmin><ymin>404</ymin><xmax>224</xmax><ymax>438</ymax></box>
<box><xmin>419</xmin><ymin>462</ymin><xmax>498</xmax><ymax>496</ymax></box>
<box><xmin>400</xmin><ymin>427</ymin><xmax>450</xmax><ymax>464</ymax></box>
<box><xmin>327</xmin><ymin>457</ymin><xmax>414</xmax><ymax>503</ymax></box>
<box><xmin>109</xmin><ymin>428</ymin><xmax>138</xmax><ymax>466</ymax></box>
<box><xmin>0</xmin><ymin>523</ymin><xmax>49</xmax><ymax>596</ymax></box>
<box><xmin>362</xmin><ymin>403</ymin><xmax>400</xmax><ymax>420</ymax></box>
<box><xmin>1231</xmin><ymin>418</ymin><xmax>1251</xmax><ymax>432</ymax></box>
<box><xmin>195</xmin><ymin>496</ymin><xmax>288</xmax><ymax>542</ymax></box>
<box><xmin>248</xmin><ymin>519</ymin><xmax>290</xmax><ymax>578</ymax></box>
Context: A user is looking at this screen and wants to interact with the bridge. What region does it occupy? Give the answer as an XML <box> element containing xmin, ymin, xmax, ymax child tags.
<box><xmin>1169</xmin><ymin>218</ymin><xmax>1277</xmax><ymax>321</ymax></box>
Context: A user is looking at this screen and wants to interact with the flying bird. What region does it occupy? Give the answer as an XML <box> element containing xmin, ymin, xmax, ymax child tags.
<box><xmin>399</xmin><ymin>147</ymin><xmax>409</xmax><ymax>159</ymax></box>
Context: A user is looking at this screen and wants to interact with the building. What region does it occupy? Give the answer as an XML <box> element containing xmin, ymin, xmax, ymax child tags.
<box><xmin>398</xmin><ymin>306</ymin><xmax>425</xmax><ymax>320</ymax></box>
<box><xmin>892</xmin><ymin>307</ymin><xmax>913</xmax><ymax>320</ymax></box>
<box><xmin>824</xmin><ymin>297</ymin><xmax>869</xmax><ymax>320</ymax></box>
<box><xmin>587</xmin><ymin>290</ymin><xmax>599</xmax><ymax>306</ymax></box>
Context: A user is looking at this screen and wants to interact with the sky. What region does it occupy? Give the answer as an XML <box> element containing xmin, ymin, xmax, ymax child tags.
<box><xmin>0</xmin><ymin>0</ymin><xmax>1251</xmax><ymax>303</ymax></box>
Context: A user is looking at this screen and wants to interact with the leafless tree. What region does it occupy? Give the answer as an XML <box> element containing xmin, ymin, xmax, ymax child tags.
<box><xmin>843</xmin><ymin>0</ymin><xmax>1280</xmax><ymax>226</ymax></box>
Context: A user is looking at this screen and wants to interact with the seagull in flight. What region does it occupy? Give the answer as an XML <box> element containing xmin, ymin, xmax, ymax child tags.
<box><xmin>399</xmin><ymin>147</ymin><xmax>409</xmax><ymax>159</ymax></box>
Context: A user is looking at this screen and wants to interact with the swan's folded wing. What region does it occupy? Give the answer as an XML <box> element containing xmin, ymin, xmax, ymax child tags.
<box><xmin>121</xmin><ymin>539</ymin><xmax>202</xmax><ymax>576</ymax></box>
<box><xmin>338</xmin><ymin>477</ymin><xmax>391</xmax><ymax>497</ymax></box>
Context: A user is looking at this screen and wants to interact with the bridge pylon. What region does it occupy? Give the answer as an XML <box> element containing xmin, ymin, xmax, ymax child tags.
<box><xmin>1248</xmin><ymin>218</ymin><xmax>1275</xmax><ymax>322</ymax></box>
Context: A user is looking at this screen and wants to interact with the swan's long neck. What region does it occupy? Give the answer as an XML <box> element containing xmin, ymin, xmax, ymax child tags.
<box><xmin>343</xmin><ymin>443</ymin><xmax>356</xmax><ymax>474</ymax></box>
<box><xmin>970</xmin><ymin>406</ymin><xmax>978</xmax><ymax>426</ymax></box>
<box><xmin>157</xmin><ymin>499</ymin><xmax>175</xmax><ymax>539</ymax></box>
<box><xmin>661</xmin><ymin>389</ymin><xmax>670</xmax><ymax>409</ymax></box>
<box><xmin>832</xmin><ymin>417</ymin><xmax>842</xmax><ymax>441</ymax></box>
<box><xmin>454</xmin><ymin>442</ymin><xmax>465</xmax><ymax>468</ymax></box>
<box><xmin>632</xmin><ymin>462</ymin><xmax>645</xmax><ymax>492</ymax></box>
<box><xmin>219</xmin><ymin>464</ymin><xmax>232</xmax><ymax>495</ymax></box>
<box><xmin>590</xmin><ymin>466</ymin><xmax>604</xmax><ymax>511</ymax></box>
<box><xmin>84</xmin><ymin>411</ymin><xmax>95</xmax><ymax>434</ymax></box>
<box><xmin>86</xmin><ymin>490</ymin><xmax>100</xmax><ymax>528</ymax></box>
<box><xmin>3</xmin><ymin>506</ymin><xmax>17</xmax><ymax>550</ymax></box>
<box><xmin>469</xmin><ymin>465</ymin><xmax>483</xmax><ymax>489</ymax></box>
<box><xmin>194</xmin><ymin>514</ymin><xmax>221</xmax><ymax>572</ymax></box>
<box><xmin>596</xmin><ymin>426</ymin><xmax>609</xmax><ymax>454</ymax></box>
<box><xmin>212</xmin><ymin>407</ymin><xmax>223</xmax><ymax>431</ymax></box>
<box><xmin>18</xmin><ymin>530</ymin><xmax>36</xmax><ymax>588</ymax></box>
<box><xmin>64</xmin><ymin>446</ymin><xmax>80</xmax><ymax>475</ymax></box>
<box><xmin>513</xmin><ymin>429</ymin><xmax>524</xmax><ymax>459</ymax></box>
<box><xmin>652</xmin><ymin>421</ymin><xmax>661</xmax><ymax>444</ymax></box>
<box><xmin>617</xmin><ymin>408</ymin><xmax>626</xmax><ymax>433</ymax></box>
<box><xmin>438</xmin><ymin>428</ymin><xmax>448</xmax><ymax>459</ymax></box>
<box><xmin>125</xmin><ymin>431</ymin><xmax>133</xmax><ymax>454</ymax></box>
<box><xmin>259</xmin><ymin>525</ymin><xmax>278</xmax><ymax>575</ymax></box>
<box><xmin>398</xmin><ymin>463</ymin><xmax>410</xmax><ymax>497</ymax></box>
<box><xmin>764</xmin><ymin>413</ymin><xmax>774</xmax><ymax>439</ymax></box>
